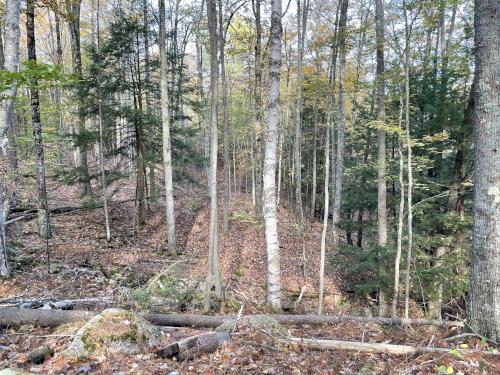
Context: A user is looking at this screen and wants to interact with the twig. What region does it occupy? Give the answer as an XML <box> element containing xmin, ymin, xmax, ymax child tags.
<box><xmin>293</xmin><ymin>286</ymin><xmax>307</xmax><ymax>310</ymax></box>
<box><xmin>231</xmin><ymin>304</ymin><xmax>244</xmax><ymax>333</ymax></box>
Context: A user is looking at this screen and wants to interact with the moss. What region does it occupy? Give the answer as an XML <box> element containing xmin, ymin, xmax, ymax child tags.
<box><xmin>54</xmin><ymin>321</ymin><xmax>86</xmax><ymax>335</ymax></box>
<box><xmin>81</xmin><ymin>331</ymin><xmax>98</xmax><ymax>353</ymax></box>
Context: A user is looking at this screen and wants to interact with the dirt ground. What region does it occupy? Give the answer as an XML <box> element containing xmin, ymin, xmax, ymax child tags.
<box><xmin>1</xmin><ymin>170</ymin><xmax>499</xmax><ymax>374</ymax></box>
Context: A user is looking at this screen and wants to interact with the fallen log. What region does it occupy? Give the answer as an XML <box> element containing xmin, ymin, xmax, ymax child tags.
<box><xmin>0</xmin><ymin>297</ymin><xmax>112</xmax><ymax>310</ymax></box>
<box><xmin>284</xmin><ymin>337</ymin><xmax>500</xmax><ymax>356</ymax></box>
<box><xmin>0</xmin><ymin>308</ymin><xmax>464</xmax><ymax>329</ymax></box>
<box><xmin>0</xmin><ymin>308</ymin><xmax>95</xmax><ymax>327</ymax></box>
<box><xmin>156</xmin><ymin>332</ymin><xmax>231</xmax><ymax>360</ymax></box>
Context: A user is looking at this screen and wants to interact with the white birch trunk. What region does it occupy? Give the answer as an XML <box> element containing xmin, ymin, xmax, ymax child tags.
<box><xmin>318</xmin><ymin>126</ymin><xmax>330</xmax><ymax>315</ymax></box>
<box><xmin>159</xmin><ymin>0</ymin><xmax>177</xmax><ymax>255</ymax></box>
<box><xmin>0</xmin><ymin>0</ymin><xmax>20</xmax><ymax>155</ymax></box>
<box><xmin>263</xmin><ymin>0</ymin><xmax>283</xmax><ymax>310</ymax></box>
<box><xmin>375</xmin><ymin>0</ymin><xmax>388</xmax><ymax>317</ymax></box>
<box><xmin>392</xmin><ymin>94</ymin><xmax>405</xmax><ymax>318</ymax></box>
<box><xmin>403</xmin><ymin>4</ymin><xmax>413</xmax><ymax>319</ymax></box>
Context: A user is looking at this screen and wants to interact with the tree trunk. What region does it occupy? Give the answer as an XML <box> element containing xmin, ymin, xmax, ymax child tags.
<box><xmin>403</xmin><ymin>3</ymin><xmax>414</xmax><ymax>319</ymax></box>
<box><xmin>0</xmin><ymin>308</ymin><xmax>464</xmax><ymax>329</ymax></box>
<box><xmin>468</xmin><ymin>0</ymin><xmax>500</xmax><ymax>342</ymax></box>
<box><xmin>318</xmin><ymin>123</ymin><xmax>330</xmax><ymax>315</ymax></box>
<box><xmin>294</xmin><ymin>0</ymin><xmax>309</xmax><ymax>221</ymax></box>
<box><xmin>263</xmin><ymin>0</ymin><xmax>283</xmax><ymax>311</ymax></box>
<box><xmin>159</xmin><ymin>0</ymin><xmax>177</xmax><ymax>256</ymax></box>
<box><xmin>204</xmin><ymin>0</ymin><xmax>222</xmax><ymax>311</ymax></box>
<box><xmin>375</xmin><ymin>0</ymin><xmax>388</xmax><ymax>317</ymax></box>
<box><xmin>284</xmin><ymin>337</ymin><xmax>498</xmax><ymax>356</ymax></box>
<box><xmin>54</xmin><ymin>9</ymin><xmax>65</xmax><ymax>165</ymax></box>
<box><xmin>219</xmin><ymin>0</ymin><xmax>230</xmax><ymax>235</ymax></box>
<box><xmin>331</xmin><ymin>0</ymin><xmax>348</xmax><ymax>248</ymax></box>
<box><xmin>156</xmin><ymin>332</ymin><xmax>231</xmax><ymax>360</ymax></box>
<box><xmin>252</xmin><ymin>0</ymin><xmax>263</xmax><ymax>215</ymax></box>
<box><xmin>27</xmin><ymin>0</ymin><xmax>51</xmax><ymax>242</ymax></box>
<box><xmin>0</xmin><ymin>0</ymin><xmax>20</xmax><ymax>156</ymax></box>
<box><xmin>142</xmin><ymin>0</ymin><xmax>156</xmax><ymax>202</ymax></box>
<box><xmin>195</xmin><ymin>1</ymin><xmax>210</xmax><ymax>188</ymax></box>
<box><xmin>392</xmin><ymin>94</ymin><xmax>405</xmax><ymax>318</ymax></box>
<box><xmin>0</xmin><ymin>0</ymin><xmax>21</xmax><ymax>278</ymax></box>
<box><xmin>66</xmin><ymin>0</ymin><xmax>91</xmax><ymax>196</ymax></box>
<box><xmin>95</xmin><ymin>0</ymin><xmax>110</xmax><ymax>242</ymax></box>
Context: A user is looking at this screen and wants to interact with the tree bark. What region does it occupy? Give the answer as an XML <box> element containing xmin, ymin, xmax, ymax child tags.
<box><xmin>252</xmin><ymin>0</ymin><xmax>263</xmax><ymax>215</ymax></box>
<box><xmin>156</xmin><ymin>332</ymin><xmax>231</xmax><ymax>360</ymax></box>
<box><xmin>27</xmin><ymin>0</ymin><xmax>51</xmax><ymax>243</ymax></box>
<box><xmin>263</xmin><ymin>0</ymin><xmax>283</xmax><ymax>311</ymax></box>
<box><xmin>331</xmin><ymin>0</ymin><xmax>349</xmax><ymax>248</ymax></box>
<box><xmin>0</xmin><ymin>308</ymin><xmax>464</xmax><ymax>328</ymax></box>
<box><xmin>293</xmin><ymin>0</ymin><xmax>309</xmax><ymax>221</ymax></box>
<box><xmin>204</xmin><ymin>0</ymin><xmax>223</xmax><ymax>311</ymax></box>
<box><xmin>375</xmin><ymin>0</ymin><xmax>388</xmax><ymax>317</ymax></box>
<box><xmin>468</xmin><ymin>0</ymin><xmax>500</xmax><ymax>342</ymax></box>
<box><xmin>0</xmin><ymin>0</ymin><xmax>20</xmax><ymax>155</ymax></box>
<box><xmin>95</xmin><ymin>0</ymin><xmax>111</xmax><ymax>242</ymax></box>
<box><xmin>392</xmin><ymin>95</ymin><xmax>405</xmax><ymax>318</ymax></box>
<box><xmin>219</xmin><ymin>0</ymin><xmax>230</xmax><ymax>235</ymax></box>
<box><xmin>318</xmin><ymin>122</ymin><xmax>330</xmax><ymax>315</ymax></box>
<box><xmin>65</xmin><ymin>0</ymin><xmax>91</xmax><ymax>196</ymax></box>
<box><xmin>403</xmin><ymin>2</ymin><xmax>414</xmax><ymax>320</ymax></box>
<box><xmin>284</xmin><ymin>337</ymin><xmax>498</xmax><ymax>356</ymax></box>
<box><xmin>159</xmin><ymin>0</ymin><xmax>177</xmax><ymax>256</ymax></box>
<box><xmin>0</xmin><ymin>0</ymin><xmax>21</xmax><ymax>278</ymax></box>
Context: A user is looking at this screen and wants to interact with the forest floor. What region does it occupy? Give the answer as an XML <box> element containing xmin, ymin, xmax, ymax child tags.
<box><xmin>1</xmin><ymin>168</ymin><xmax>499</xmax><ymax>374</ymax></box>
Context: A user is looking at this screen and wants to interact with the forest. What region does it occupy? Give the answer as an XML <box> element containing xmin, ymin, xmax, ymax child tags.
<box><xmin>0</xmin><ymin>0</ymin><xmax>499</xmax><ymax>373</ymax></box>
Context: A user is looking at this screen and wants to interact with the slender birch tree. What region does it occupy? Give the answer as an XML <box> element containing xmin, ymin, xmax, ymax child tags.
<box><xmin>0</xmin><ymin>0</ymin><xmax>21</xmax><ymax>278</ymax></box>
<box><xmin>331</xmin><ymin>0</ymin><xmax>348</xmax><ymax>248</ymax></box>
<box><xmin>95</xmin><ymin>0</ymin><xmax>110</xmax><ymax>242</ymax></box>
<box><xmin>0</xmin><ymin>0</ymin><xmax>20</xmax><ymax>155</ymax></box>
<box><xmin>403</xmin><ymin>0</ymin><xmax>414</xmax><ymax>319</ymax></box>
<box><xmin>375</xmin><ymin>0</ymin><xmax>388</xmax><ymax>317</ymax></box>
<box><xmin>264</xmin><ymin>0</ymin><xmax>283</xmax><ymax>310</ymax></box>
<box><xmin>392</xmin><ymin>93</ymin><xmax>405</xmax><ymax>318</ymax></box>
<box><xmin>159</xmin><ymin>0</ymin><xmax>177</xmax><ymax>255</ymax></box>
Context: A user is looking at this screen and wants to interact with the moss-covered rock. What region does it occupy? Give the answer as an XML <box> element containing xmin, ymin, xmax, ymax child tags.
<box><xmin>28</xmin><ymin>346</ymin><xmax>54</xmax><ymax>364</ymax></box>
<box><xmin>60</xmin><ymin>308</ymin><xmax>161</xmax><ymax>362</ymax></box>
<box><xmin>0</xmin><ymin>369</ymin><xmax>33</xmax><ymax>375</ymax></box>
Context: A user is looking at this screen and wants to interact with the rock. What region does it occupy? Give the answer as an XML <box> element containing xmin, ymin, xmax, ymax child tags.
<box><xmin>60</xmin><ymin>308</ymin><xmax>161</xmax><ymax>362</ymax></box>
<box><xmin>28</xmin><ymin>346</ymin><xmax>54</xmax><ymax>364</ymax></box>
<box><xmin>76</xmin><ymin>365</ymin><xmax>92</xmax><ymax>374</ymax></box>
<box><xmin>0</xmin><ymin>369</ymin><xmax>33</xmax><ymax>375</ymax></box>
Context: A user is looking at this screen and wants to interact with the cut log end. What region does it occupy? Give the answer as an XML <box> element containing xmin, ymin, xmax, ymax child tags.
<box><xmin>156</xmin><ymin>332</ymin><xmax>231</xmax><ymax>360</ymax></box>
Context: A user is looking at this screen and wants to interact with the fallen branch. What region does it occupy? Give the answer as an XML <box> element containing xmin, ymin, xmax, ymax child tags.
<box><xmin>0</xmin><ymin>308</ymin><xmax>464</xmax><ymax>329</ymax></box>
<box><xmin>293</xmin><ymin>286</ymin><xmax>307</xmax><ymax>310</ymax></box>
<box><xmin>156</xmin><ymin>332</ymin><xmax>231</xmax><ymax>360</ymax></box>
<box><xmin>0</xmin><ymin>297</ymin><xmax>112</xmax><ymax>310</ymax></box>
<box><xmin>0</xmin><ymin>308</ymin><xmax>95</xmax><ymax>327</ymax></box>
<box><xmin>284</xmin><ymin>337</ymin><xmax>499</xmax><ymax>356</ymax></box>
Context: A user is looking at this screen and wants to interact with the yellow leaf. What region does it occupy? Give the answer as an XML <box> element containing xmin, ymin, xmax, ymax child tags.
<box><xmin>447</xmin><ymin>366</ymin><xmax>454</xmax><ymax>374</ymax></box>
<box><xmin>459</xmin><ymin>343</ymin><xmax>468</xmax><ymax>349</ymax></box>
